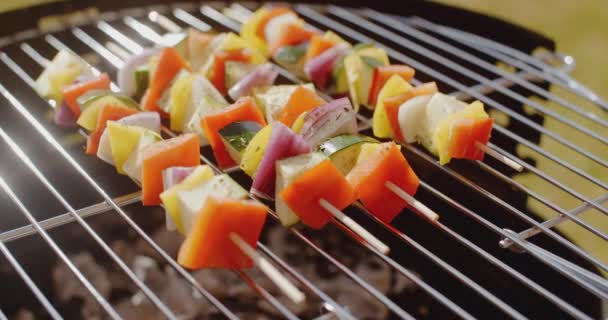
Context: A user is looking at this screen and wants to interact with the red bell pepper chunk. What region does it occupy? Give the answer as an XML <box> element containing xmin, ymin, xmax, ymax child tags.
<box><xmin>369</xmin><ymin>65</ymin><xmax>416</xmax><ymax>106</ymax></box>
<box><xmin>346</xmin><ymin>142</ymin><xmax>419</xmax><ymax>223</ymax></box>
<box><xmin>142</xmin><ymin>47</ymin><xmax>190</xmax><ymax>116</ymax></box>
<box><xmin>448</xmin><ymin>117</ymin><xmax>494</xmax><ymax>161</ymax></box>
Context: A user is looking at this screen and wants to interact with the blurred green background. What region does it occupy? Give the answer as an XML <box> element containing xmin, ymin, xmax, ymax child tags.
<box><xmin>1</xmin><ymin>1</ymin><xmax>606</xmax><ymax>268</ymax></box>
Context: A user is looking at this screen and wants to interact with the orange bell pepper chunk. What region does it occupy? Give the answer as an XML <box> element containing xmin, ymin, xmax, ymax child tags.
<box><xmin>383</xmin><ymin>82</ymin><xmax>438</xmax><ymax>141</ymax></box>
<box><xmin>62</xmin><ymin>73</ymin><xmax>111</xmax><ymax>117</ymax></box>
<box><xmin>268</xmin><ymin>23</ymin><xmax>316</xmax><ymax>55</ymax></box>
<box><xmin>255</xmin><ymin>7</ymin><xmax>294</xmax><ymax>40</ymax></box>
<box><xmin>369</xmin><ymin>65</ymin><xmax>416</xmax><ymax>106</ymax></box>
<box><xmin>448</xmin><ymin>117</ymin><xmax>494</xmax><ymax>161</ymax></box>
<box><xmin>305</xmin><ymin>34</ymin><xmax>335</xmax><ymax>62</ymax></box>
<box><xmin>201</xmin><ymin>97</ymin><xmax>266</xmax><ymax>168</ymax></box>
<box><xmin>178</xmin><ymin>196</ymin><xmax>267</xmax><ymax>270</ymax></box>
<box><xmin>346</xmin><ymin>142</ymin><xmax>419</xmax><ymax>223</ymax></box>
<box><xmin>85</xmin><ymin>105</ymin><xmax>138</xmax><ymax>154</ymax></box>
<box><xmin>210</xmin><ymin>48</ymin><xmax>253</xmax><ymax>95</ymax></box>
<box><xmin>279</xmin><ymin>159</ymin><xmax>356</xmax><ymax>229</ymax></box>
<box><xmin>142</xmin><ymin>47</ymin><xmax>190</xmax><ymax>116</ymax></box>
<box><xmin>277</xmin><ymin>86</ymin><xmax>326</xmax><ymax>127</ymax></box>
<box><xmin>141</xmin><ymin>133</ymin><xmax>200</xmax><ymax>205</ymax></box>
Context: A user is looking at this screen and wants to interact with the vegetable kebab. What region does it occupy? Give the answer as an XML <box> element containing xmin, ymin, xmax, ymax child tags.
<box><xmin>239</xmin><ymin>6</ymin><xmax>522</xmax><ymax>171</ymax></box>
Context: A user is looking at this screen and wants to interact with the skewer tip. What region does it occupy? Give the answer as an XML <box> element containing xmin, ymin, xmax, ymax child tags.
<box><xmin>319</xmin><ymin>199</ymin><xmax>391</xmax><ymax>255</ymax></box>
<box><xmin>476</xmin><ymin>142</ymin><xmax>524</xmax><ymax>172</ymax></box>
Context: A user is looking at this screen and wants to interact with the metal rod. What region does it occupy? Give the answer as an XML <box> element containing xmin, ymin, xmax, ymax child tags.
<box><xmin>474</xmin><ymin>160</ymin><xmax>608</xmax><ymax>238</ymax></box>
<box><xmin>364</xmin><ymin>10</ymin><xmax>608</xmax><ymax>130</ymax></box>
<box><xmin>501</xmin><ymin>193</ymin><xmax>608</xmax><ymax>248</ymax></box>
<box><xmin>0</xmin><ymin>175</ymin><xmax>121</xmax><ymax>320</ymax></box>
<box><xmin>0</xmin><ymin>192</ymin><xmax>140</xmax><ymax>242</ymax></box>
<box><xmin>488</xmin><ymin>143</ymin><xmax>608</xmax><ymax>215</ymax></box>
<box><xmin>0</xmin><ymin>55</ymin><xmax>240</xmax><ymax>320</ymax></box>
<box><xmin>97</xmin><ymin>21</ymin><xmax>144</xmax><ymax>54</ymax></box>
<box><xmin>0</xmin><ymin>241</ymin><xmax>63</xmax><ymax>320</ymax></box>
<box><xmin>0</xmin><ymin>126</ymin><xmax>179</xmax><ymax>320</ymax></box>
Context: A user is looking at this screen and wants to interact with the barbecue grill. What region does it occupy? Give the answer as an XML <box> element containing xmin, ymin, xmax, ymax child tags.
<box><xmin>0</xmin><ymin>1</ymin><xmax>606</xmax><ymax>319</ymax></box>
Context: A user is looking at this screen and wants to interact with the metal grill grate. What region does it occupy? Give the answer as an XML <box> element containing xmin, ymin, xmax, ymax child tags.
<box><xmin>0</xmin><ymin>2</ymin><xmax>606</xmax><ymax>320</ymax></box>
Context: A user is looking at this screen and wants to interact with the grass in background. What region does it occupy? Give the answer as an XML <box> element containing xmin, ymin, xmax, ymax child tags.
<box><xmin>438</xmin><ymin>0</ymin><xmax>607</xmax><ymax>269</ymax></box>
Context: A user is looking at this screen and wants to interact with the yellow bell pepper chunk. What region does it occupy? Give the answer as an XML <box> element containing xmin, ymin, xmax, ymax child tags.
<box><xmin>107</xmin><ymin>122</ymin><xmax>149</xmax><ymax>174</ymax></box>
<box><xmin>240</xmin><ymin>124</ymin><xmax>273</xmax><ymax>176</ymax></box>
<box><xmin>169</xmin><ymin>74</ymin><xmax>195</xmax><ymax>131</ymax></box>
<box><xmin>372</xmin><ymin>75</ymin><xmax>412</xmax><ymax>138</ymax></box>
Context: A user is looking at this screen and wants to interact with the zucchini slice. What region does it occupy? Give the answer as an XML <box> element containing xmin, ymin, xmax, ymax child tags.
<box><xmin>219</xmin><ymin>121</ymin><xmax>263</xmax><ymax>164</ymax></box>
<box><xmin>318</xmin><ymin>134</ymin><xmax>378</xmax><ymax>175</ymax></box>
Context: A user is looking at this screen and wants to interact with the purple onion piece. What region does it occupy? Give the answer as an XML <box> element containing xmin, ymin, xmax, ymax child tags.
<box><xmin>303</xmin><ymin>43</ymin><xmax>350</xmax><ymax>90</ymax></box>
<box><xmin>118</xmin><ymin>48</ymin><xmax>159</xmax><ymax>97</ymax></box>
<box><xmin>299</xmin><ymin>97</ymin><xmax>357</xmax><ymax>148</ymax></box>
<box><xmin>54</xmin><ymin>101</ymin><xmax>78</xmax><ymax>128</ymax></box>
<box><xmin>251</xmin><ymin>122</ymin><xmax>311</xmax><ymax>198</ymax></box>
<box><xmin>162</xmin><ymin>166</ymin><xmax>197</xmax><ymax>191</ymax></box>
<box><xmin>228</xmin><ymin>63</ymin><xmax>279</xmax><ymax>101</ymax></box>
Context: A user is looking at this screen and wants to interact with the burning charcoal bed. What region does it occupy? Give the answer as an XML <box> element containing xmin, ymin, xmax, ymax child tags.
<box><xmin>0</xmin><ymin>1</ymin><xmax>606</xmax><ymax>320</ymax></box>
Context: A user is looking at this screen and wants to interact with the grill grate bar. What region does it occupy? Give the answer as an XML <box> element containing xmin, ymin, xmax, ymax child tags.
<box><xmin>97</xmin><ymin>21</ymin><xmax>144</xmax><ymax>54</ymax></box>
<box><xmin>125</xmin><ymin>12</ymin><xmax>478</xmax><ymax>319</ymax></box>
<box><xmin>295</xmin><ymin>5</ymin><xmax>608</xmax><ymax>271</ymax></box>
<box><xmin>0</xmin><ymin>54</ymin><xmax>240</xmax><ymax>320</ymax></box>
<box><xmin>0</xmin><ymin>113</ymin><xmax>180</xmax><ymax>319</ymax></box>
<box><xmin>0</xmin><ymin>231</ymin><xmax>62</xmax><ymax>320</ymax></box>
<box><xmin>0</xmin><ymin>192</ymin><xmax>140</xmax><ymax>243</ymax></box>
<box><xmin>363</xmin><ymin>10</ymin><xmax>608</xmax><ymax>130</ymax></box>
<box><xmin>299</xmin><ymin>5</ymin><xmax>608</xmax><ymax>181</ymax></box>
<box><xmin>0</xmin><ymin>167</ymin><xmax>121</xmax><ymax>320</ymax></box>
<box><xmin>503</xmin><ymin>193</ymin><xmax>608</xmax><ymax>246</ymax></box>
<box><xmin>487</xmin><ymin>142</ymin><xmax>607</xmax><ymax>215</ymax></box>
<box><xmin>409</xmin><ymin>17</ymin><xmax>608</xmax><ymax>113</ymax></box>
